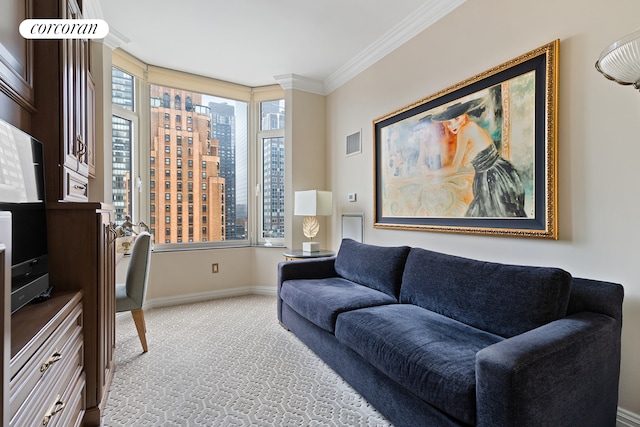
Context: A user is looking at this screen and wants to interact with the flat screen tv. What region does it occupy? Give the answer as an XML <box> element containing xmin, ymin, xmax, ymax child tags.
<box><xmin>0</xmin><ymin>118</ymin><xmax>50</xmax><ymax>313</ymax></box>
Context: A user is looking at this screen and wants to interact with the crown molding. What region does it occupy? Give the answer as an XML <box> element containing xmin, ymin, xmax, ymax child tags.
<box><xmin>80</xmin><ymin>0</ymin><xmax>131</xmax><ymax>50</ymax></box>
<box><xmin>323</xmin><ymin>0</ymin><xmax>467</xmax><ymax>94</ymax></box>
<box><xmin>273</xmin><ymin>74</ymin><xmax>325</xmax><ymax>95</ymax></box>
<box><xmin>82</xmin><ymin>0</ymin><xmax>103</xmax><ymax>19</ymax></box>
<box><xmin>102</xmin><ymin>26</ymin><xmax>132</xmax><ymax>50</ymax></box>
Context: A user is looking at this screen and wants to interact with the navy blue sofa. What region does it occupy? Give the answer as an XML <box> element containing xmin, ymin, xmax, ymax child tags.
<box><xmin>277</xmin><ymin>239</ymin><xmax>624</xmax><ymax>427</ymax></box>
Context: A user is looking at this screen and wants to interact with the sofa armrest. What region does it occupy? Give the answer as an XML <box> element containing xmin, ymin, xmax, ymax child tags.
<box><xmin>278</xmin><ymin>257</ymin><xmax>337</xmax><ymax>285</ymax></box>
<box><xmin>277</xmin><ymin>257</ymin><xmax>337</xmax><ymax>323</ymax></box>
<box><xmin>476</xmin><ymin>312</ymin><xmax>621</xmax><ymax>427</ymax></box>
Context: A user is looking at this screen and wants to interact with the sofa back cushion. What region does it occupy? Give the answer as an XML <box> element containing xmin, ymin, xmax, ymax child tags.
<box><xmin>400</xmin><ymin>248</ymin><xmax>572</xmax><ymax>338</ymax></box>
<box><xmin>334</xmin><ymin>239</ymin><xmax>411</xmax><ymax>298</ymax></box>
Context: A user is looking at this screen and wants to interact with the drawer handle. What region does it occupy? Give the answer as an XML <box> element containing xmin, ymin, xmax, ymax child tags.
<box><xmin>40</xmin><ymin>350</ymin><xmax>62</xmax><ymax>373</ymax></box>
<box><xmin>74</xmin><ymin>184</ymin><xmax>86</xmax><ymax>190</ymax></box>
<box><xmin>42</xmin><ymin>395</ymin><xmax>65</xmax><ymax>426</ymax></box>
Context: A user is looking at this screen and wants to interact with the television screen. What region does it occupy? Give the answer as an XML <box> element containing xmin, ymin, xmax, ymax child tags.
<box><xmin>0</xmin><ymin>119</ymin><xmax>50</xmax><ymax>312</ymax></box>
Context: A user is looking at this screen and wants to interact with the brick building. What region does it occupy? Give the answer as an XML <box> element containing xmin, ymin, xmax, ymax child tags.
<box><xmin>149</xmin><ymin>86</ymin><xmax>225</xmax><ymax>243</ymax></box>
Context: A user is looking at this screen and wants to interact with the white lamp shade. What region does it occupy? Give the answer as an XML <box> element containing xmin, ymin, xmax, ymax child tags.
<box><xmin>294</xmin><ymin>190</ymin><xmax>333</xmax><ymax>216</ymax></box>
<box><xmin>596</xmin><ymin>29</ymin><xmax>640</xmax><ymax>88</ymax></box>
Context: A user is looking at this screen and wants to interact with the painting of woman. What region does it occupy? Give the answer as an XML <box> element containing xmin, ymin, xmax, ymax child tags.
<box><xmin>429</xmin><ymin>99</ymin><xmax>527</xmax><ymax>218</ymax></box>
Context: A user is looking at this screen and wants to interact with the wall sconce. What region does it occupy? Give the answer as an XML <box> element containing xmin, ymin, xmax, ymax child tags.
<box><xmin>595</xmin><ymin>29</ymin><xmax>640</xmax><ymax>90</ymax></box>
<box><xmin>294</xmin><ymin>190</ymin><xmax>332</xmax><ymax>252</ymax></box>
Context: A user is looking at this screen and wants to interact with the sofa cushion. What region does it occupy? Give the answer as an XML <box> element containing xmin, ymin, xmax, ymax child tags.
<box><xmin>280</xmin><ymin>277</ymin><xmax>397</xmax><ymax>333</ymax></box>
<box><xmin>334</xmin><ymin>238</ymin><xmax>411</xmax><ymax>298</ymax></box>
<box><xmin>400</xmin><ymin>248</ymin><xmax>572</xmax><ymax>338</ymax></box>
<box><xmin>335</xmin><ymin>304</ymin><xmax>503</xmax><ymax>425</ymax></box>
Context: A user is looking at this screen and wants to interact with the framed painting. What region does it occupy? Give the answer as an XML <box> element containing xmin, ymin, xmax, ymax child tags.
<box><xmin>373</xmin><ymin>40</ymin><xmax>558</xmax><ymax>239</ymax></box>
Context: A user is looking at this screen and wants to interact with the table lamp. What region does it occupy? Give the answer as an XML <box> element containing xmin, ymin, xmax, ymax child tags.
<box><xmin>294</xmin><ymin>190</ymin><xmax>332</xmax><ymax>252</ymax></box>
<box><xmin>595</xmin><ymin>29</ymin><xmax>640</xmax><ymax>90</ymax></box>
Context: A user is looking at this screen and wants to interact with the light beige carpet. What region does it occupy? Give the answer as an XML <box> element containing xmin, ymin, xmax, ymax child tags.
<box><xmin>101</xmin><ymin>295</ymin><xmax>392</xmax><ymax>426</ymax></box>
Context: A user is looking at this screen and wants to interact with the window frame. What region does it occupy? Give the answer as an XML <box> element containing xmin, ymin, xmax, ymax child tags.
<box><xmin>111</xmin><ymin>55</ymin><xmax>284</xmax><ymax>251</ymax></box>
<box><xmin>111</xmin><ymin>69</ymin><xmax>141</xmax><ymax>227</ymax></box>
<box><xmin>257</xmin><ymin>130</ymin><xmax>285</xmax><ymax>246</ymax></box>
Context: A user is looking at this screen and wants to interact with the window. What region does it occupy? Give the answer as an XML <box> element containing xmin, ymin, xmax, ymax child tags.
<box><xmin>112</xmin><ymin>63</ymin><xmax>283</xmax><ymax>250</ymax></box>
<box><xmin>112</xmin><ymin>68</ymin><xmax>134</xmax><ymax>110</ymax></box>
<box><xmin>149</xmin><ymin>84</ymin><xmax>248</xmax><ymax>246</ymax></box>
<box><xmin>259</xmin><ymin>99</ymin><xmax>285</xmax><ymax>241</ymax></box>
<box><xmin>111</xmin><ymin>115</ymin><xmax>132</xmax><ymax>223</ymax></box>
<box><xmin>111</xmin><ymin>68</ymin><xmax>137</xmax><ymax>225</ymax></box>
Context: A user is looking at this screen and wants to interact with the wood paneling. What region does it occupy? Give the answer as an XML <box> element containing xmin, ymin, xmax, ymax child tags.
<box><xmin>0</xmin><ymin>0</ymin><xmax>34</xmax><ymax>113</ymax></box>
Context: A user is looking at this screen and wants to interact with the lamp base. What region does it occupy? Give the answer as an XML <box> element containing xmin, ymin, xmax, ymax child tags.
<box><xmin>302</xmin><ymin>241</ymin><xmax>320</xmax><ymax>253</ymax></box>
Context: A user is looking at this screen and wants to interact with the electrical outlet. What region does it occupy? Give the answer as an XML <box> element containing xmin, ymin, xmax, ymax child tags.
<box><xmin>212</xmin><ymin>263</ymin><xmax>219</xmax><ymax>273</ymax></box>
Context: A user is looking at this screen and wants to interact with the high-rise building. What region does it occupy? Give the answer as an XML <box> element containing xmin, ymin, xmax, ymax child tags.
<box><xmin>112</xmin><ymin>68</ymin><xmax>134</xmax><ymax>111</ymax></box>
<box><xmin>111</xmin><ymin>68</ymin><xmax>134</xmax><ymax>224</ymax></box>
<box><xmin>209</xmin><ymin>102</ymin><xmax>241</xmax><ymax>240</ymax></box>
<box><xmin>262</xmin><ymin>137</ymin><xmax>285</xmax><ymax>238</ymax></box>
<box><xmin>149</xmin><ymin>86</ymin><xmax>225</xmax><ymax>243</ymax></box>
<box><xmin>260</xmin><ymin>101</ymin><xmax>285</xmax><ymax>239</ymax></box>
<box><xmin>111</xmin><ymin>116</ymin><xmax>132</xmax><ymax>224</ymax></box>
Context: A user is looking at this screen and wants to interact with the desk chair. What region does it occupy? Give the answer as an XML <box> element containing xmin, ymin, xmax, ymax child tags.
<box><xmin>116</xmin><ymin>231</ymin><xmax>152</xmax><ymax>352</ymax></box>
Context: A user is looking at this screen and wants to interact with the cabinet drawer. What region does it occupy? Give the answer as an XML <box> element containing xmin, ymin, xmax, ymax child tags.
<box><xmin>49</xmin><ymin>370</ymin><xmax>85</xmax><ymax>427</ymax></box>
<box><xmin>10</xmin><ymin>302</ymin><xmax>83</xmax><ymax>420</ymax></box>
<box><xmin>63</xmin><ymin>167</ymin><xmax>88</xmax><ymax>201</ymax></box>
<box><xmin>10</xmin><ymin>337</ymin><xmax>84</xmax><ymax>427</ymax></box>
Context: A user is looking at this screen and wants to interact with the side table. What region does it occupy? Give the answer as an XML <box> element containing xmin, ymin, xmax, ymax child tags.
<box><xmin>283</xmin><ymin>249</ymin><xmax>336</xmax><ymax>261</ymax></box>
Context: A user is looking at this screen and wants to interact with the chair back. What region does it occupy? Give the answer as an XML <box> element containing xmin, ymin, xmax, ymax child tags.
<box><xmin>125</xmin><ymin>232</ymin><xmax>152</xmax><ymax>309</ymax></box>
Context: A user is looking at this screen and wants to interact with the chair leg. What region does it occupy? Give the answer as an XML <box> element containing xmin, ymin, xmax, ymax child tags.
<box><xmin>131</xmin><ymin>309</ymin><xmax>148</xmax><ymax>353</ymax></box>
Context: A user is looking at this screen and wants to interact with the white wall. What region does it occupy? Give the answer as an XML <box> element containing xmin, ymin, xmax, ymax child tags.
<box><xmin>325</xmin><ymin>0</ymin><xmax>640</xmax><ymax>416</ymax></box>
<box><xmin>131</xmin><ymin>247</ymin><xmax>284</xmax><ymax>307</ymax></box>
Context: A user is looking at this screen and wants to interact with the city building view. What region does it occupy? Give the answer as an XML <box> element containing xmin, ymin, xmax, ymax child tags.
<box><xmin>111</xmin><ymin>68</ymin><xmax>134</xmax><ymax>225</ymax></box>
<box><xmin>260</xmin><ymin>101</ymin><xmax>285</xmax><ymax>239</ymax></box>
<box><xmin>111</xmin><ymin>68</ymin><xmax>285</xmax><ymax>245</ymax></box>
<box><xmin>149</xmin><ymin>86</ymin><xmax>227</xmax><ymax>243</ymax></box>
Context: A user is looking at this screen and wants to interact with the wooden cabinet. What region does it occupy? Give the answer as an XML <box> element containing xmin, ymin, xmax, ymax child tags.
<box><xmin>0</xmin><ymin>204</ymin><xmax>115</xmax><ymax>427</ymax></box>
<box><xmin>47</xmin><ymin>203</ymin><xmax>116</xmax><ymax>426</ymax></box>
<box><xmin>1</xmin><ymin>2</ymin><xmax>111</xmax><ymax>426</ymax></box>
<box><xmin>1</xmin><ymin>245</ymin><xmax>9</xmax><ymax>427</ymax></box>
<box><xmin>62</xmin><ymin>0</ymin><xmax>89</xmax><ymax>181</ymax></box>
<box><xmin>87</xmin><ymin>72</ymin><xmax>96</xmax><ymax>178</ymax></box>
<box><xmin>33</xmin><ymin>0</ymin><xmax>93</xmax><ymax>202</ymax></box>
<box><xmin>9</xmin><ymin>292</ymin><xmax>85</xmax><ymax>427</ymax></box>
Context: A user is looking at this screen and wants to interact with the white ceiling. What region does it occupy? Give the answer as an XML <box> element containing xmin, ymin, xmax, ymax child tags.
<box><xmin>87</xmin><ymin>0</ymin><xmax>464</xmax><ymax>93</ymax></box>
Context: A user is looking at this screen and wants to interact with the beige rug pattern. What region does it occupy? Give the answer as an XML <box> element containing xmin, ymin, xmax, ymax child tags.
<box><xmin>101</xmin><ymin>295</ymin><xmax>391</xmax><ymax>426</ymax></box>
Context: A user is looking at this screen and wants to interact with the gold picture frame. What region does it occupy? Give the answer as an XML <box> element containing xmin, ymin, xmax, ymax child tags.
<box><xmin>373</xmin><ymin>40</ymin><xmax>558</xmax><ymax>239</ymax></box>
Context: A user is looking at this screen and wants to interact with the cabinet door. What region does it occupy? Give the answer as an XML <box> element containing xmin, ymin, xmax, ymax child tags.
<box><xmin>96</xmin><ymin>212</ymin><xmax>115</xmax><ymax>412</ymax></box>
<box><xmin>62</xmin><ymin>0</ymin><xmax>89</xmax><ymax>179</ymax></box>
<box><xmin>87</xmin><ymin>72</ymin><xmax>96</xmax><ymax>178</ymax></box>
<box><xmin>46</xmin><ymin>203</ymin><xmax>116</xmax><ymax>426</ymax></box>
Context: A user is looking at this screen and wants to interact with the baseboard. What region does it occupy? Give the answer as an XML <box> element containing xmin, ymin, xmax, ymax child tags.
<box><xmin>144</xmin><ymin>286</ymin><xmax>277</xmax><ymax>310</ymax></box>
<box><xmin>618</xmin><ymin>408</ymin><xmax>640</xmax><ymax>427</ymax></box>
